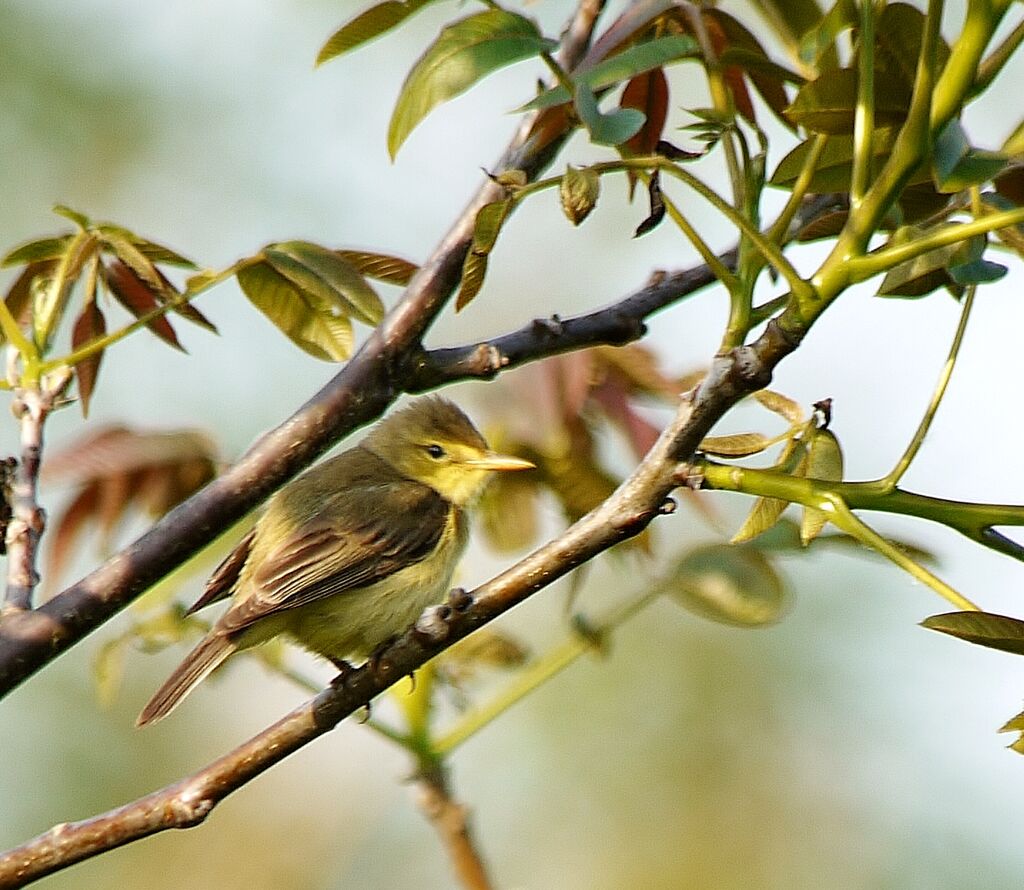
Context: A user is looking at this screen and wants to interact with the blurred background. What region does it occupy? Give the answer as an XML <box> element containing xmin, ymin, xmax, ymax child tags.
<box><xmin>2</xmin><ymin>0</ymin><xmax>1024</xmax><ymax>887</ymax></box>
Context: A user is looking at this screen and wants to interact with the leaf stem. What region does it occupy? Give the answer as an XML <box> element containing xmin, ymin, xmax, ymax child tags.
<box><xmin>850</xmin><ymin>0</ymin><xmax>875</xmax><ymax>211</ymax></box>
<box><xmin>873</xmin><ymin>285</ymin><xmax>976</xmax><ymax>491</ymax></box>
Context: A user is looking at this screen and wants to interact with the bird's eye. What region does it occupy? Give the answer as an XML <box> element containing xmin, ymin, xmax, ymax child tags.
<box><xmin>425</xmin><ymin>444</ymin><xmax>446</xmax><ymax>459</ymax></box>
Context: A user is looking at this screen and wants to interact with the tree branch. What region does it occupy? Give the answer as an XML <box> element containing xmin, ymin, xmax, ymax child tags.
<box><xmin>3</xmin><ymin>369</ymin><xmax>72</xmax><ymax>612</ymax></box>
<box><xmin>404</xmin><ymin>252</ymin><xmax>735</xmax><ymax>390</ymax></box>
<box><xmin>0</xmin><ymin>317</ymin><xmax>807</xmax><ymax>884</ymax></box>
<box><xmin>414</xmin><ymin>762</ymin><xmax>493</xmax><ymax>890</ymax></box>
<box><xmin>0</xmin><ymin>0</ymin><xmax>618</xmax><ymax>697</ymax></box>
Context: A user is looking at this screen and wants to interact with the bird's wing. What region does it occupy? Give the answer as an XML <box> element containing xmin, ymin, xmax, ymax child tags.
<box><xmin>218</xmin><ymin>481</ymin><xmax>452</xmax><ymax>634</ymax></box>
<box><xmin>185</xmin><ymin>527</ymin><xmax>257</xmax><ymax>615</ymax></box>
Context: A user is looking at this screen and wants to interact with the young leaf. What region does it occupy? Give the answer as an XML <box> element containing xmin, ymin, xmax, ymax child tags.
<box><xmin>800</xmin><ymin>428</ymin><xmax>843</xmax><ymax>545</ymax></box>
<box><xmin>456</xmin><ymin>198</ymin><xmax>512</xmax><ymax>311</ymax></box>
<box><xmin>2</xmin><ymin>235</ymin><xmax>73</xmax><ymax>267</ymax></box>
<box><xmin>388</xmin><ymin>10</ymin><xmax>557</xmax><ymax>158</ymax></box>
<box><xmin>335</xmin><ymin>249</ymin><xmax>419</xmax><ymax>286</ymax></box>
<box><xmin>103</xmin><ymin>260</ymin><xmax>184</xmax><ymax>350</ymax></box>
<box><xmin>560</xmin><ymin>165</ymin><xmax>601</xmax><ymax>226</ymax></box>
<box><xmin>237</xmin><ymin>261</ymin><xmax>354</xmax><ymax>361</ymax></box>
<box><xmin>922</xmin><ymin>611</ymin><xmax>1024</xmax><ymax>656</ymax></box>
<box><xmin>754</xmin><ymin>389</ymin><xmax>804</xmax><ymax>426</ymax></box>
<box><xmin>574</xmin><ymin>84</ymin><xmax>645</xmax><ymax>147</ymax></box>
<box><xmin>263</xmin><ymin>241</ymin><xmax>384</xmax><ymax>326</ymax></box>
<box><xmin>43</xmin><ymin>426</ymin><xmax>218</xmax><ymax>585</ymax></box>
<box><xmin>664</xmin><ymin>543</ymin><xmax>789</xmax><ymax>627</ymax></box>
<box><xmin>700</xmin><ymin>432</ymin><xmax>775</xmax><ymax>457</ymax></box>
<box><xmin>71</xmin><ymin>300</ymin><xmax>107</xmax><ymax>417</ymax></box>
<box><xmin>518</xmin><ymin>35</ymin><xmax>697</xmax><ymax>114</ymax></box>
<box><xmin>317</xmin><ymin>0</ymin><xmax>438</xmax><ymax>66</ymax></box>
<box><xmin>732</xmin><ymin>438</ymin><xmax>809</xmax><ymax>543</ymax></box>
<box><xmin>633</xmin><ymin>171</ymin><xmax>665</xmax><ymax>237</ymax></box>
<box><xmin>797</xmin><ymin>0</ymin><xmax>856</xmax><ymax>67</ymax></box>
<box><xmin>621</xmin><ymin>68</ymin><xmax>669</xmax><ymax>157</ymax></box>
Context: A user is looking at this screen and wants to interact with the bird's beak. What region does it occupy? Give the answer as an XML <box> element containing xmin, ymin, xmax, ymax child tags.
<box><xmin>465</xmin><ymin>452</ymin><xmax>535</xmax><ymax>472</ymax></box>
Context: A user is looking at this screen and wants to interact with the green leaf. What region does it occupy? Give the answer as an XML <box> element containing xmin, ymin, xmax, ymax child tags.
<box><xmin>875</xmin><ymin>3</ymin><xmax>951</xmax><ymax>92</ymax></box>
<box><xmin>264</xmin><ymin>241</ymin><xmax>384</xmax><ymax>326</ymax></box>
<box><xmin>797</xmin><ymin>0</ymin><xmax>855</xmax><ymax>66</ymax></box>
<box><xmin>948</xmin><ymin>234</ymin><xmax>1008</xmax><ymax>285</ymax></box>
<box><xmin>664</xmin><ymin>543</ymin><xmax>789</xmax><ymax>627</ymax></box>
<box><xmin>876</xmin><ymin>225</ymin><xmax>965</xmax><ymax>298</ymax></box>
<box><xmin>519</xmin><ymin>35</ymin><xmax>698</xmax><ymax>113</ymax></box>
<box><xmin>388</xmin><ymin>10</ymin><xmax>556</xmax><ymax>158</ymax></box>
<box><xmin>785</xmin><ymin>67</ymin><xmax>911</xmax><ymax>134</ymax></box>
<box><xmin>771</xmin><ymin>129</ymin><xmax>898</xmax><ymax>192</ymax></box>
<box><xmin>747</xmin><ymin>0</ymin><xmax>827</xmax><ymax>59</ymax></box>
<box><xmin>456</xmin><ymin>198</ymin><xmax>511</xmax><ymax>311</ymax></box>
<box><xmin>52</xmin><ymin>204</ymin><xmax>91</xmax><ymax>229</ymax></box>
<box><xmin>2</xmin><ymin>235</ymin><xmax>72</xmax><ymax>267</ymax></box>
<box><xmin>560</xmin><ymin>165</ymin><xmax>601</xmax><ymax>226</ymax></box>
<box><xmin>316</xmin><ymin>0</ymin><xmax>438</xmax><ymax>66</ymax></box>
<box><xmin>237</xmin><ymin>261</ymin><xmax>354</xmax><ymax>361</ymax></box>
<box><xmin>922</xmin><ymin>611</ymin><xmax>1024</xmax><ymax>656</ymax></box>
<box><xmin>335</xmin><ymin>250</ymin><xmax>418</xmax><ymax>286</ymax></box>
<box><xmin>932</xmin><ymin>124</ymin><xmax>1008</xmax><ymax>194</ymax></box>
<box><xmin>575</xmin><ymin>84</ymin><xmax>645</xmax><ymax>147</ymax></box>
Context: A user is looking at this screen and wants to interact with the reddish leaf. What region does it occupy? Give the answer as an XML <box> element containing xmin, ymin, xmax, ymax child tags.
<box><xmin>706</xmin><ymin>8</ymin><xmax>796</xmax><ymax>126</ymax></box>
<box><xmin>704</xmin><ymin>14</ymin><xmax>756</xmax><ymax>124</ymax></box>
<box><xmin>155</xmin><ymin>267</ymin><xmax>218</xmax><ymax>333</ymax></box>
<box><xmin>71</xmin><ymin>301</ymin><xmax>107</xmax><ymax>417</ymax></box>
<box><xmin>44</xmin><ymin>426</ymin><xmax>218</xmax><ymax>585</ymax></box>
<box><xmin>103</xmin><ymin>259</ymin><xmax>183</xmax><ymax>350</ymax></box>
<box><xmin>44</xmin><ymin>484</ymin><xmax>100</xmax><ymax>591</ymax></box>
<box><xmin>622</xmin><ymin>68</ymin><xmax>669</xmax><ymax>156</ymax></box>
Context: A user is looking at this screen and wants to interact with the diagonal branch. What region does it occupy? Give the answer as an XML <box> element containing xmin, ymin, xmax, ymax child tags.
<box><xmin>0</xmin><ymin>0</ymin><xmax>616</xmax><ymax>699</ymax></box>
<box><xmin>0</xmin><ymin>318</ymin><xmax>805</xmax><ymax>885</ymax></box>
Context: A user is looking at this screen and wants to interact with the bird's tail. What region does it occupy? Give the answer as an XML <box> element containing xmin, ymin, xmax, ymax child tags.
<box><xmin>136</xmin><ymin>633</ymin><xmax>237</xmax><ymax>727</ymax></box>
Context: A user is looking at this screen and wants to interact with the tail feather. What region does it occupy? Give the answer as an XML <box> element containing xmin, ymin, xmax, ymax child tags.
<box><xmin>136</xmin><ymin>633</ymin><xmax>237</xmax><ymax>727</ymax></box>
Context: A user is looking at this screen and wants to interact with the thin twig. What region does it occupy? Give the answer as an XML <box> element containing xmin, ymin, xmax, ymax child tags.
<box><xmin>3</xmin><ymin>369</ymin><xmax>72</xmax><ymax>612</ymax></box>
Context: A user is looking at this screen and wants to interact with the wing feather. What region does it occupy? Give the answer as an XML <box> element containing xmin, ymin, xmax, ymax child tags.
<box><xmin>219</xmin><ymin>481</ymin><xmax>451</xmax><ymax>634</ymax></box>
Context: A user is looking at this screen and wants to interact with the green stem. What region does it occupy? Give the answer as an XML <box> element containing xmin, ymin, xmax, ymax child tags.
<box><xmin>38</xmin><ymin>268</ymin><xmax>230</xmax><ymax>374</ymax></box>
<box><xmin>0</xmin><ymin>301</ymin><xmax>35</xmax><ymax>367</ymax></box>
<box><xmin>766</xmin><ymin>134</ymin><xmax>829</xmax><ymax>246</ymax></box>
<box><xmin>701</xmin><ymin>460</ymin><xmax>1024</xmax><ymax>555</ymax></box>
<box><xmin>850</xmin><ymin>0</ymin><xmax>876</xmax><ymax>211</ymax></box>
<box><xmin>659</xmin><ymin>192</ymin><xmax>739</xmax><ymax>290</ymax></box>
<box><xmin>971</xmin><ymin>16</ymin><xmax>1024</xmax><ymax>96</ymax></box>
<box><xmin>848</xmin><ymin>206</ymin><xmax>1024</xmax><ymax>281</ymax></box>
<box><xmin>435</xmin><ymin>585</ymin><xmax>663</xmax><ymax>755</ymax></box>
<box><xmin>827</xmin><ymin>500</ymin><xmax>980</xmax><ymax>611</ymax></box>
<box><xmin>874</xmin><ymin>285</ymin><xmax>976</xmax><ymax>491</ymax></box>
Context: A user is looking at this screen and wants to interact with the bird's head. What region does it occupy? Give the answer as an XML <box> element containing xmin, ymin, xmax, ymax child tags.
<box><xmin>362</xmin><ymin>397</ymin><xmax>533</xmax><ymax>505</ymax></box>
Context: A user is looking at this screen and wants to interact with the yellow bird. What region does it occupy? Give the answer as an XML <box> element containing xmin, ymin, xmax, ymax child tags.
<box><xmin>138</xmin><ymin>397</ymin><xmax>532</xmax><ymax>726</ymax></box>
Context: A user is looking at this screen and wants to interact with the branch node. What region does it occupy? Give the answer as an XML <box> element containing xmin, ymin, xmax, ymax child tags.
<box><xmin>531</xmin><ymin>315</ymin><xmax>564</xmax><ymax>337</ymax></box>
<box><xmin>658</xmin><ymin>497</ymin><xmax>677</xmax><ymax>515</ymax></box>
<box><xmin>448</xmin><ymin>587</ymin><xmax>473</xmax><ymax>612</ymax></box>
<box><xmin>414</xmin><ymin>605</ymin><xmax>453</xmax><ymax>646</ymax></box>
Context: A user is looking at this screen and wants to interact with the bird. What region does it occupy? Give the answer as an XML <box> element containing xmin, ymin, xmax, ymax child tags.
<box><xmin>137</xmin><ymin>396</ymin><xmax>533</xmax><ymax>726</ymax></box>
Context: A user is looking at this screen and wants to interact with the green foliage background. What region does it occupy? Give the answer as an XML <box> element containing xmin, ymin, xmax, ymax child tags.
<box><xmin>2</xmin><ymin>1</ymin><xmax>1024</xmax><ymax>887</ymax></box>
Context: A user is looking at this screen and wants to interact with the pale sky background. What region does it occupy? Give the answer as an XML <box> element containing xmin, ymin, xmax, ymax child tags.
<box><xmin>2</xmin><ymin>1</ymin><xmax>1024</xmax><ymax>888</ymax></box>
